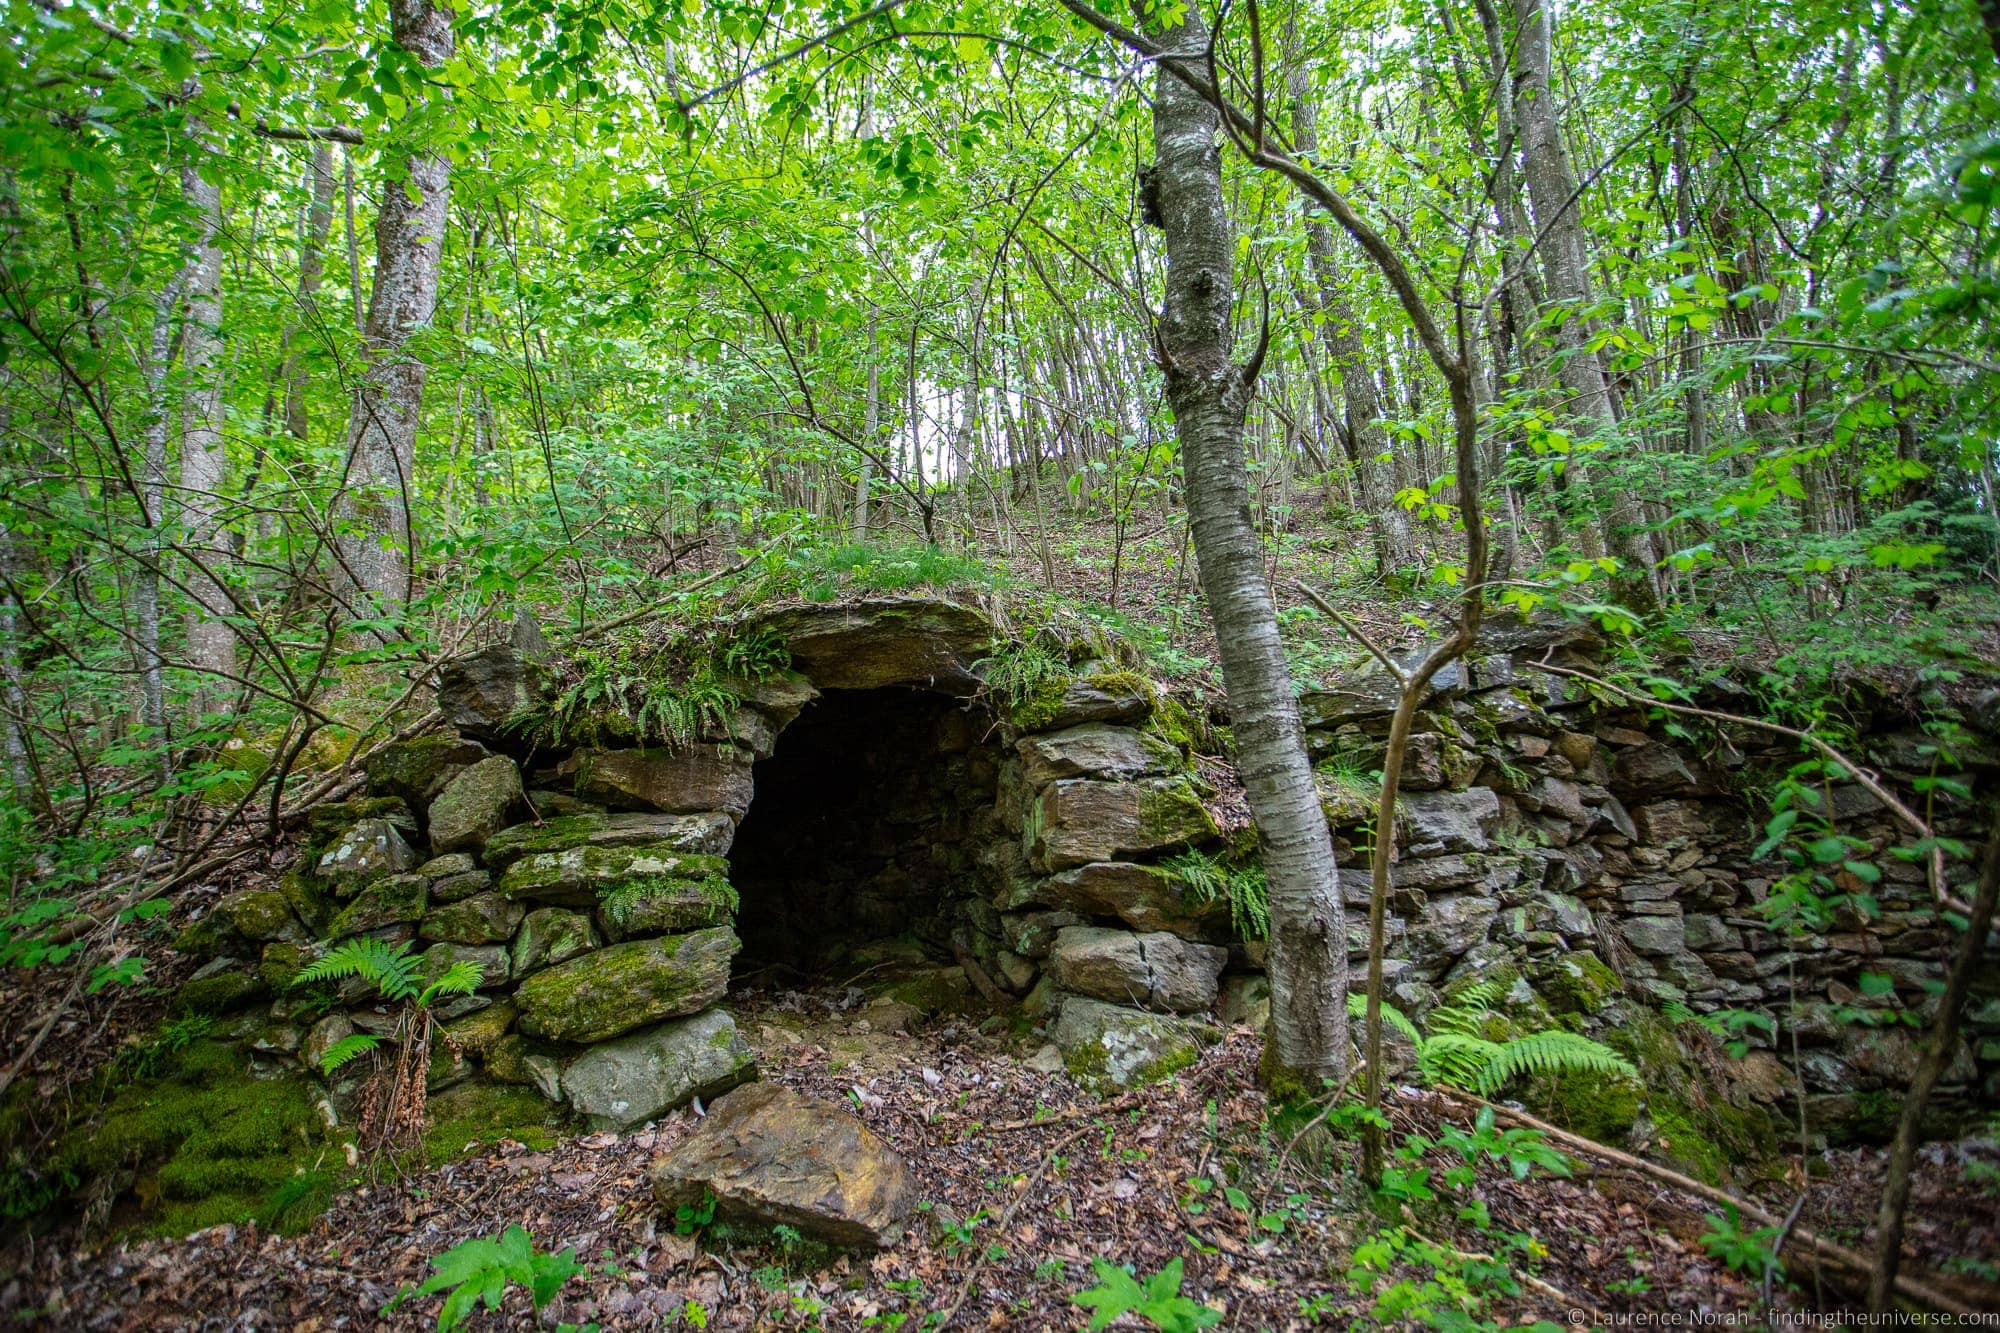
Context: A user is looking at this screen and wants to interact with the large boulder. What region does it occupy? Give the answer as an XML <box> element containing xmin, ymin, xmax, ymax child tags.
<box><xmin>559</xmin><ymin>747</ymin><xmax>754</xmax><ymax>818</ymax></box>
<box><xmin>436</xmin><ymin>641</ymin><xmax>543</xmax><ymax>740</ymax></box>
<box><xmin>317</xmin><ymin>818</ymin><xmax>420</xmax><ymax>895</ymax></box>
<box><xmin>562</xmin><ymin>1009</ymin><xmax>756</xmax><ymax>1130</ymax></box>
<box><xmin>484</xmin><ymin>811</ymin><xmax>735</xmax><ymax>870</ymax></box>
<box><xmin>752</xmin><ymin>598</ymin><xmax>990</xmax><ymax>692</ymax></box>
<box><xmin>1047</xmin><ymin>926</ymin><xmax>1226</xmax><ymax>1013</ymax></box>
<box><xmin>427</xmin><ymin>757</ymin><xmax>524</xmax><ymax>855</ymax></box>
<box><xmin>512</xmin><ymin>906</ymin><xmax>601</xmax><ymax>976</ymax></box>
<box><xmin>1031</xmin><ymin>778</ymin><xmax>1216</xmax><ymax>871</ymax></box>
<box><xmin>1016</xmin><ymin>723</ymin><xmax>1178</xmax><ymax>786</ymax></box>
<box><xmin>497</xmin><ymin>845</ymin><xmax>732</xmax><ymax>914</ymax></box>
<box><xmin>648</xmin><ymin>1082</ymin><xmax>916</xmax><ymax>1248</ymax></box>
<box><xmin>515</xmin><ymin>927</ymin><xmax>738</xmax><ymax>1044</ymax></box>
<box><xmin>1051</xmin><ymin>996</ymin><xmax>1218</xmax><ymax>1092</ymax></box>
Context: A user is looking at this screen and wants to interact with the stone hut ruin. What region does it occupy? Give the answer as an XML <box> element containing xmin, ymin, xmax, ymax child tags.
<box><xmin>177</xmin><ymin>594</ymin><xmax>2000</xmax><ymax>1180</ymax></box>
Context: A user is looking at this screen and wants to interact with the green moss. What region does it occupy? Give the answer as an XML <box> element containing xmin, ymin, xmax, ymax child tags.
<box><xmin>1598</xmin><ymin>1009</ymin><xmax>1782</xmax><ymax>1185</ymax></box>
<box><xmin>482</xmin><ymin>814</ymin><xmax>609</xmax><ymax>867</ymax></box>
<box><xmin>170</xmin><ymin>971</ymin><xmax>267</xmax><ymax>1017</ymax></box>
<box><xmin>1531</xmin><ymin>953</ymin><xmax>1622</xmax><ymax>1021</ymax></box>
<box><xmin>305</xmin><ymin>796</ymin><xmax>411</xmax><ymax>848</ymax></box>
<box><xmin>259</xmin><ymin>942</ymin><xmax>313</xmax><ymax>990</ymax></box>
<box><xmin>599</xmin><ymin>871</ymin><xmax>739</xmax><ymax>934</ymax></box>
<box><xmin>1062</xmin><ymin>1027</ymin><xmax>1201</xmax><ymax>1092</ymax></box>
<box><xmin>1011</xmin><ymin>672</ymin><xmax>1075</xmax><ymax>733</ymax></box>
<box><xmin>1138</xmin><ymin>779</ymin><xmax>1219</xmax><ymax>844</ymax></box>
<box><xmin>1529</xmin><ymin>1067</ymin><xmax>1645</xmax><ymax>1143</ymax></box>
<box><xmin>326</xmin><ymin>873</ymin><xmax>428</xmax><ymax>939</ymax></box>
<box><xmin>1147</xmin><ymin>692</ymin><xmax>1199</xmax><ymax>754</ymax></box>
<box><xmin>423</xmin><ymin>1082</ymin><xmax>570</xmax><ymax>1167</ymax></box>
<box><xmin>23</xmin><ymin>1038</ymin><xmax>349</xmax><ymax>1238</ymax></box>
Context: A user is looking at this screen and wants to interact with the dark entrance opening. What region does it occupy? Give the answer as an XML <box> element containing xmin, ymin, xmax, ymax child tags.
<box><xmin>728</xmin><ymin>687</ymin><xmax>1002</xmax><ymax>983</ymax></box>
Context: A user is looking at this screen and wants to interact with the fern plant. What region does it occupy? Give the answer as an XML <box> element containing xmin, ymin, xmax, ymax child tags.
<box><xmin>1163</xmin><ymin>849</ymin><xmax>1269</xmax><ymax>941</ymax></box>
<box><xmin>294</xmin><ymin>938</ymin><xmax>484</xmax><ymax>1151</ymax></box>
<box><xmin>1347</xmin><ymin>983</ymin><xmax>1636</xmax><ymax>1098</ymax></box>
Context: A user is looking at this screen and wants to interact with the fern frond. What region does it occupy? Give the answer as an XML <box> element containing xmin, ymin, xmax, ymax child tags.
<box><xmin>294</xmin><ymin>937</ymin><xmax>419</xmax><ymax>998</ymax></box>
<box><xmin>1418</xmin><ymin>1032</ymin><xmax>1504</xmax><ymax>1090</ymax></box>
<box><xmin>1426</xmin><ymin>981</ymin><xmax>1503</xmax><ymax>1038</ymax></box>
<box><xmin>1476</xmin><ymin>1031</ymin><xmax>1638</xmax><ymax>1096</ymax></box>
<box><xmin>318</xmin><ymin>1033</ymin><xmax>383</xmax><ymax>1074</ymax></box>
<box><xmin>419</xmin><ymin>960</ymin><xmax>487</xmax><ymax>1005</ymax></box>
<box><xmin>1346</xmin><ymin>992</ymin><xmax>1422</xmax><ymax>1045</ymax></box>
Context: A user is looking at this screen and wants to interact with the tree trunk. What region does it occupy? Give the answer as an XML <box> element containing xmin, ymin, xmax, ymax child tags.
<box><xmin>1509</xmin><ymin>0</ymin><xmax>1656</xmax><ymax>604</ymax></box>
<box><xmin>179</xmin><ymin>136</ymin><xmax>236</xmax><ymax>694</ymax></box>
<box><xmin>136</xmin><ymin>270</ymin><xmax>188</xmax><ymax>747</ymax></box>
<box><xmin>1148</xmin><ymin>4</ymin><xmax>1349</xmax><ymax>1084</ymax></box>
<box><xmin>1285</xmin><ymin>36</ymin><xmax>1415</xmax><ymax>580</ymax></box>
<box><xmin>334</xmin><ymin>0</ymin><xmax>454</xmax><ymax>622</ymax></box>
<box><xmin>284</xmin><ymin>142</ymin><xmax>337</xmax><ymax>444</ymax></box>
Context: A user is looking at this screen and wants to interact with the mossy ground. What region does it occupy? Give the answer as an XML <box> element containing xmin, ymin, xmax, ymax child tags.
<box><xmin>5</xmin><ymin>1038</ymin><xmax>348</xmax><ymax>1239</ymax></box>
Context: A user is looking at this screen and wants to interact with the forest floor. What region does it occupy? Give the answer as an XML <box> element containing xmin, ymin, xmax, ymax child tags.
<box><xmin>7</xmin><ymin>967</ymin><xmax>1998</xmax><ymax>1329</ymax></box>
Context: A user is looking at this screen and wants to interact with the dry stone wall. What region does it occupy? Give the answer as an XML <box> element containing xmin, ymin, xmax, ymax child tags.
<box><xmin>174</xmin><ymin>596</ymin><xmax>2000</xmax><ymax>1166</ymax></box>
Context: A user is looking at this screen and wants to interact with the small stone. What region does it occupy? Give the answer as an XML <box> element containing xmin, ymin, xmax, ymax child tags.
<box><xmin>1399</xmin><ymin>788</ymin><xmax>1501</xmax><ymax>854</ymax></box>
<box><xmin>1015</xmin><ymin>724</ymin><xmax>1177</xmax><ymax>785</ymax></box>
<box><xmin>436</xmin><ymin>642</ymin><xmax>543</xmax><ymax>740</ymax></box>
<box><xmin>445</xmin><ymin>999</ymin><xmax>518</xmax><ymax>1058</ymax></box>
<box><xmin>420</xmin><ymin>941</ymin><xmax>511</xmax><ymax>991</ymax></box>
<box><xmin>212</xmin><ymin>888</ymin><xmax>306</xmax><ymax>943</ymax></box>
<box><xmin>327</xmin><ymin>874</ymin><xmax>429</xmax><ymax>940</ymax></box>
<box><xmin>560</xmin><ymin>746</ymin><xmax>754</xmax><ymax>818</ymax></box>
<box><xmin>302</xmin><ymin>1013</ymin><xmax>356</xmax><ymax>1072</ymax></box>
<box><xmin>497</xmin><ymin>845</ymin><xmax>731</xmax><ymax>911</ymax></box>
<box><xmin>1031</xmin><ymin>778</ymin><xmax>1217</xmax><ymax>871</ymax></box>
<box><xmin>648</xmin><ymin>1082</ymin><xmax>917</xmax><ymax>1248</ymax></box>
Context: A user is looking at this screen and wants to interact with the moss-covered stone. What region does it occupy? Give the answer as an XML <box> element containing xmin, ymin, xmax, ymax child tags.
<box><xmin>444</xmin><ymin>1000</ymin><xmax>518</xmax><ymax>1059</ymax></box>
<box><xmin>483</xmin><ymin>815</ymin><xmax>608</xmax><ymax>868</ymax></box>
<box><xmin>598</xmin><ymin>872</ymin><xmax>738</xmax><ymax>940</ymax></box>
<box><xmin>1529</xmin><ymin>1067</ymin><xmax>1646</xmax><ymax>1143</ymax></box>
<box><xmin>1530</xmin><ymin>953</ymin><xmax>1623</xmax><ymax>1021</ymax></box>
<box><xmin>170</xmin><ymin>970</ymin><xmax>267</xmax><ymax>1017</ymax></box>
<box><xmin>212</xmin><ymin>888</ymin><xmax>304</xmax><ymax>943</ymax></box>
<box><xmin>514</xmin><ymin>928</ymin><xmax>738</xmax><ymax>1044</ymax></box>
<box><xmin>326</xmin><ymin>872</ymin><xmax>428</xmax><ymax>939</ymax></box>
<box><xmin>362</xmin><ymin>734</ymin><xmax>489</xmax><ymax>803</ymax></box>
<box><xmin>315</xmin><ymin>817</ymin><xmax>420</xmax><ymax>896</ymax></box>
<box><xmin>420</xmin><ymin>891</ymin><xmax>525</xmax><ymax>945</ymax></box>
<box><xmin>305</xmin><ymin>796</ymin><xmax>415</xmax><ymax>847</ymax></box>
<box><xmin>498</xmin><ymin>845</ymin><xmax>732</xmax><ymax>910</ymax></box>
<box><xmin>1052</xmin><ymin>996</ymin><xmax>1215</xmax><ymax>1094</ymax></box>
<box><xmin>512</xmin><ymin>906</ymin><xmax>600</xmax><ymax>976</ymax></box>
<box><xmin>258</xmin><ymin>941</ymin><xmax>319</xmax><ymax>991</ymax></box>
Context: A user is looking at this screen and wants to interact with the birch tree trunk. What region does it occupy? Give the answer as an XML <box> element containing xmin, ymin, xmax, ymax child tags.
<box><xmin>334</xmin><ymin>0</ymin><xmax>455</xmax><ymax>622</ymax></box>
<box><xmin>179</xmin><ymin>137</ymin><xmax>236</xmax><ymax>694</ymax></box>
<box><xmin>1148</xmin><ymin>6</ymin><xmax>1349</xmax><ymax>1083</ymax></box>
